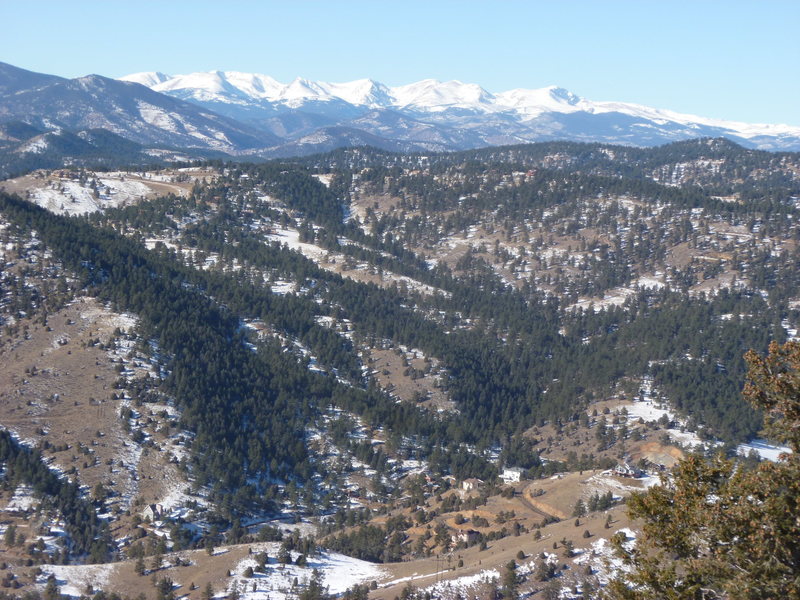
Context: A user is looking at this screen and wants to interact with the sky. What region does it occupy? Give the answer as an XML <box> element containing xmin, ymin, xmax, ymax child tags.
<box><xmin>2</xmin><ymin>1</ymin><xmax>799</xmax><ymax>125</ymax></box>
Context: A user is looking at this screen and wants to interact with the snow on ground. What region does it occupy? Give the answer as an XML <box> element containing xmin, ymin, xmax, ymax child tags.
<box><xmin>390</xmin><ymin>274</ymin><xmax>448</xmax><ymax>297</ymax></box>
<box><xmin>98</xmin><ymin>177</ymin><xmax>151</xmax><ymax>199</ymax></box>
<box><xmin>614</xmin><ymin>377</ymin><xmax>710</xmax><ymax>449</ymax></box>
<box><xmin>34</xmin><ymin>523</ymin><xmax>68</xmax><ymax>555</ymax></box>
<box><xmin>620</xmin><ymin>400</ymin><xmax>670</xmax><ymax>423</ymax></box>
<box><xmin>19</xmin><ymin>137</ymin><xmax>50</xmax><ymax>154</ymax></box>
<box><xmin>573</xmin><ymin>534</ymin><xmax>630</xmax><ymax>586</ymax></box>
<box><xmin>29</xmin><ymin>183</ymin><xmax>102</xmax><ymax>215</ymax></box>
<box><xmin>414</xmin><ymin>535</ymin><xmax>636</xmax><ymax>598</ymax></box>
<box><xmin>267</xmin><ymin>227</ymin><xmax>329</xmax><ymax>262</ymax></box>
<box><xmin>636</xmin><ymin>275</ymin><xmax>665</xmax><ymax>289</ymax></box>
<box><xmin>271</xmin><ymin>280</ymin><xmax>297</xmax><ymax>295</ymax></box>
<box><xmin>40</xmin><ymin>563</ymin><xmax>117</xmax><ymax>598</ymax></box>
<box><xmin>267</xmin><ymin>226</ymin><xmax>446</xmax><ymax>296</ymax></box>
<box><xmin>736</xmin><ymin>439</ymin><xmax>792</xmax><ymax>462</ymax></box>
<box><xmin>569</xmin><ymin>275</ymin><xmax>664</xmax><ymax>313</ymax></box>
<box><xmin>158</xmin><ymin>484</ymin><xmax>194</xmax><ymax>513</ymax></box>
<box><xmin>382</xmin><ymin>572</ymin><xmax>440</xmax><ymax>588</ymax></box>
<box><xmin>77</xmin><ymin>301</ymin><xmax>139</xmax><ymax>332</ymax></box>
<box><xmin>112</xmin><ymin>439</ymin><xmax>142</xmax><ymax>510</ymax></box>
<box><xmin>421</xmin><ymin>568</ymin><xmax>499</xmax><ymax>596</ymax></box>
<box><xmin>5</xmin><ymin>484</ymin><xmax>39</xmax><ymax>512</ymax></box>
<box><xmin>275</xmin><ymin>520</ymin><xmax>320</xmax><ymax>539</ymax></box>
<box><xmin>26</xmin><ymin>177</ymin><xmax>153</xmax><ymax>216</ymax></box>
<box><xmin>617</xmin><ymin>380</ymin><xmax>789</xmax><ymax>460</ymax></box>
<box><xmin>665</xmin><ymin>429</ymin><xmax>708</xmax><ymax>449</ymax></box>
<box><xmin>781</xmin><ymin>318</ymin><xmax>798</xmax><ymax>341</ymax></box>
<box><xmin>399</xmin><ymin>459</ymin><xmax>427</xmax><ymax>476</ymax></box>
<box><xmin>137</xmin><ymin>101</ymin><xmax>180</xmax><ymax>133</ymax></box>
<box><xmin>308</xmin><ymin>552</ymin><xmax>383</xmax><ymax>593</ymax></box>
<box><xmin>312</xmin><ymin>174</ymin><xmax>333</xmax><ymax>187</ymax></box>
<box><xmin>229</xmin><ymin>546</ymin><xmax>384</xmax><ymax>600</ymax></box>
<box><xmin>583</xmin><ymin>471</ymin><xmax>659</xmax><ymax>500</ymax></box>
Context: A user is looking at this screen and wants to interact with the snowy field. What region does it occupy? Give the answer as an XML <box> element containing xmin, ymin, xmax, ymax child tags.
<box><xmin>230</xmin><ymin>546</ymin><xmax>385</xmax><ymax>600</ymax></box>
<box><xmin>617</xmin><ymin>378</ymin><xmax>790</xmax><ymax>462</ymax></box>
<box><xmin>584</xmin><ymin>471</ymin><xmax>660</xmax><ymax>499</ymax></box>
<box><xmin>27</xmin><ymin>177</ymin><xmax>151</xmax><ymax>215</ymax></box>
<box><xmin>4</xmin><ymin>484</ymin><xmax>39</xmax><ymax>512</ymax></box>
<box><xmin>267</xmin><ymin>226</ymin><xmax>445</xmax><ymax>296</ymax></box>
<box><xmin>611</xmin><ymin>377</ymin><xmax>710</xmax><ymax>449</ymax></box>
<box><xmin>736</xmin><ymin>439</ymin><xmax>791</xmax><ymax>462</ymax></box>
<box><xmin>418</xmin><ymin>568</ymin><xmax>500</xmax><ymax>597</ymax></box>
<box><xmin>570</xmin><ymin>275</ymin><xmax>664</xmax><ymax>313</ymax></box>
<box><xmin>40</xmin><ymin>564</ymin><xmax>118</xmax><ymax>598</ymax></box>
<box><xmin>35</xmin><ymin>547</ymin><xmax>383</xmax><ymax>600</ymax></box>
<box><xmin>266</xmin><ymin>227</ymin><xmax>329</xmax><ymax>263</ymax></box>
<box><xmin>573</xmin><ymin>530</ymin><xmax>636</xmax><ymax>586</ymax></box>
<box><xmin>413</xmin><ymin>529</ymin><xmax>637</xmax><ymax>598</ymax></box>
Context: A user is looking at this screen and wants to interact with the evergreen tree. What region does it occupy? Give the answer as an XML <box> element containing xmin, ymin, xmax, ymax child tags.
<box><xmin>501</xmin><ymin>560</ymin><xmax>518</xmax><ymax>600</ymax></box>
<box><xmin>43</xmin><ymin>575</ymin><xmax>60</xmax><ymax>600</ymax></box>
<box><xmin>607</xmin><ymin>341</ymin><xmax>800</xmax><ymax>599</ymax></box>
<box><xmin>202</xmin><ymin>583</ymin><xmax>214</xmax><ymax>600</ymax></box>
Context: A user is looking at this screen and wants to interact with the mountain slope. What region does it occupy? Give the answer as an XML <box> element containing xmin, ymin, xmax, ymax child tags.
<box><xmin>0</xmin><ymin>62</ymin><xmax>278</xmax><ymax>153</ymax></box>
<box><xmin>3</xmin><ymin>60</ymin><xmax>800</xmax><ymax>172</ymax></box>
<box><xmin>1</xmin><ymin>140</ymin><xmax>798</xmax><ymax>597</ymax></box>
<box><xmin>122</xmin><ymin>69</ymin><xmax>800</xmax><ymax>151</ymax></box>
<box><xmin>0</xmin><ymin>61</ymin><xmax>64</xmax><ymax>96</ymax></box>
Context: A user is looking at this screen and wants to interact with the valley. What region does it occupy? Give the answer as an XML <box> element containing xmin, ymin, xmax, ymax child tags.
<box><xmin>0</xmin><ymin>139</ymin><xmax>797</xmax><ymax>599</ymax></box>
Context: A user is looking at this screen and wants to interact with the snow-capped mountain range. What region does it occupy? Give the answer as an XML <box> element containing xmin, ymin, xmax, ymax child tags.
<box><xmin>116</xmin><ymin>69</ymin><xmax>789</xmax><ymax>130</ymax></box>
<box><xmin>120</xmin><ymin>70</ymin><xmax>800</xmax><ymax>152</ymax></box>
<box><xmin>0</xmin><ymin>62</ymin><xmax>276</xmax><ymax>153</ymax></box>
<box><xmin>1</xmin><ymin>60</ymin><xmax>799</xmax><ymax>169</ymax></box>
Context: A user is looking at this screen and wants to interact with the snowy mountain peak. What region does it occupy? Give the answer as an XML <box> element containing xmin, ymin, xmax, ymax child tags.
<box><xmin>157</xmin><ymin>70</ymin><xmax>241</xmax><ymax>97</ymax></box>
<box><xmin>120</xmin><ymin>71</ymin><xmax>172</xmax><ymax>88</ymax></box>
<box><xmin>221</xmin><ymin>71</ymin><xmax>283</xmax><ymax>98</ymax></box>
<box><xmin>120</xmin><ymin>71</ymin><xmax>503</xmax><ymax>112</ymax></box>
<box><xmin>319</xmin><ymin>79</ymin><xmax>394</xmax><ymax>107</ymax></box>
<box><xmin>547</xmin><ymin>86</ymin><xmax>581</xmax><ymax>105</ymax></box>
<box><xmin>114</xmin><ymin>69</ymin><xmax>800</xmax><ymax>151</ymax></box>
<box><xmin>391</xmin><ymin>79</ymin><xmax>496</xmax><ymax>111</ymax></box>
<box><xmin>282</xmin><ymin>77</ymin><xmax>330</xmax><ymax>104</ymax></box>
<box><xmin>494</xmin><ymin>85</ymin><xmax>584</xmax><ymax>117</ymax></box>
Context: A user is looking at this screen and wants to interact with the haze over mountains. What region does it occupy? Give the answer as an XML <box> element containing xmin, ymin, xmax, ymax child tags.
<box><xmin>2</xmin><ymin>60</ymin><xmax>800</xmax><ymax>179</ymax></box>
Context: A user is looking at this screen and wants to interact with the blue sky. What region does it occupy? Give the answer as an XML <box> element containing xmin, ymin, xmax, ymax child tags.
<box><xmin>2</xmin><ymin>1</ymin><xmax>798</xmax><ymax>125</ymax></box>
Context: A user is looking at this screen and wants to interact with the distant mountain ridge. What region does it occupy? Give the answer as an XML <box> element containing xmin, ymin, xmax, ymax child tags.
<box><xmin>1</xmin><ymin>60</ymin><xmax>800</xmax><ymax>175</ymax></box>
<box><xmin>121</xmin><ymin>69</ymin><xmax>800</xmax><ymax>152</ymax></box>
<box><xmin>0</xmin><ymin>62</ymin><xmax>277</xmax><ymax>153</ymax></box>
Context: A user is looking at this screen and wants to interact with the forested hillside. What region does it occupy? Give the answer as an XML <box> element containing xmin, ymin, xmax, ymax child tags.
<box><xmin>0</xmin><ymin>138</ymin><xmax>797</xmax><ymax>598</ymax></box>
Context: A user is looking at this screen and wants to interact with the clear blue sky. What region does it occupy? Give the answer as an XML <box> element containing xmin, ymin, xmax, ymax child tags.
<box><xmin>2</xmin><ymin>1</ymin><xmax>798</xmax><ymax>125</ymax></box>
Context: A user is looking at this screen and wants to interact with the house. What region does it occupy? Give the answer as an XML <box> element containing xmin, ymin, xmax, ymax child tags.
<box><xmin>453</xmin><ymin>529</ymin><xmax>480</xmax><ymax>545</ymax></box>
<box><xmin>462</xmin><ymin>478</ymin><xmax>483</xmax><ymax>492</ymax></box>
<box><xmin>142</xmin><ymin>503</ymin><xmax>164</xmax><ymax>521</ymax></box>
<box><xmin>613</xmin><ymin>461</ymin><xmax>642</xmax><ymax>479</ymax></box>
<box><xmin>501</xmin><ymin>467</ymin><xmax>524</xmax><ymax>483</ymax></box>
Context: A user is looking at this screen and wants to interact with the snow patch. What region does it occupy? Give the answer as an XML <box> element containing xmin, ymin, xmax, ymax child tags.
<box><xmin>40</xmin><ymin>564</ymin><xmax>117</xmax><ymax>598</ymax></box>
<box><xmin>229</xmin><ymin>547</ymin><xmax>384</xmax><ymax>600</ymax></box>
<box><xmin>736</xmin><ymin>439</ymin><xmax>791</xmax><ymax>462</ymax></box>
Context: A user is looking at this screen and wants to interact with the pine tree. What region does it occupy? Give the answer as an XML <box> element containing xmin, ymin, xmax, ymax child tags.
<box><xmin>606</xmin><ymin>341</ymin><xmax>800</xmax><ymax>599</ymax></box>
<box><xmin>43</xmin><ymin>575</ymin><xmax>60</xmax><ymax>600</ymax></box>
<box><xmin>202</xmin><ymin>583</ymin><xmax>214</xmax><ymax>600</ymax></box>
<box><xmin>3</xmin><ymin>524</ymin><xmax>16</xmax><ymax>547</ymax></box>
<box><xmin>135</xmin><ymin>555</ymin><xmax>146</xmax><ymax>576</ymax></box>
<box><xmin>501</xmin><ymin>560</ymin><xmax>518</xmax><ymax>600</ymax></box>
